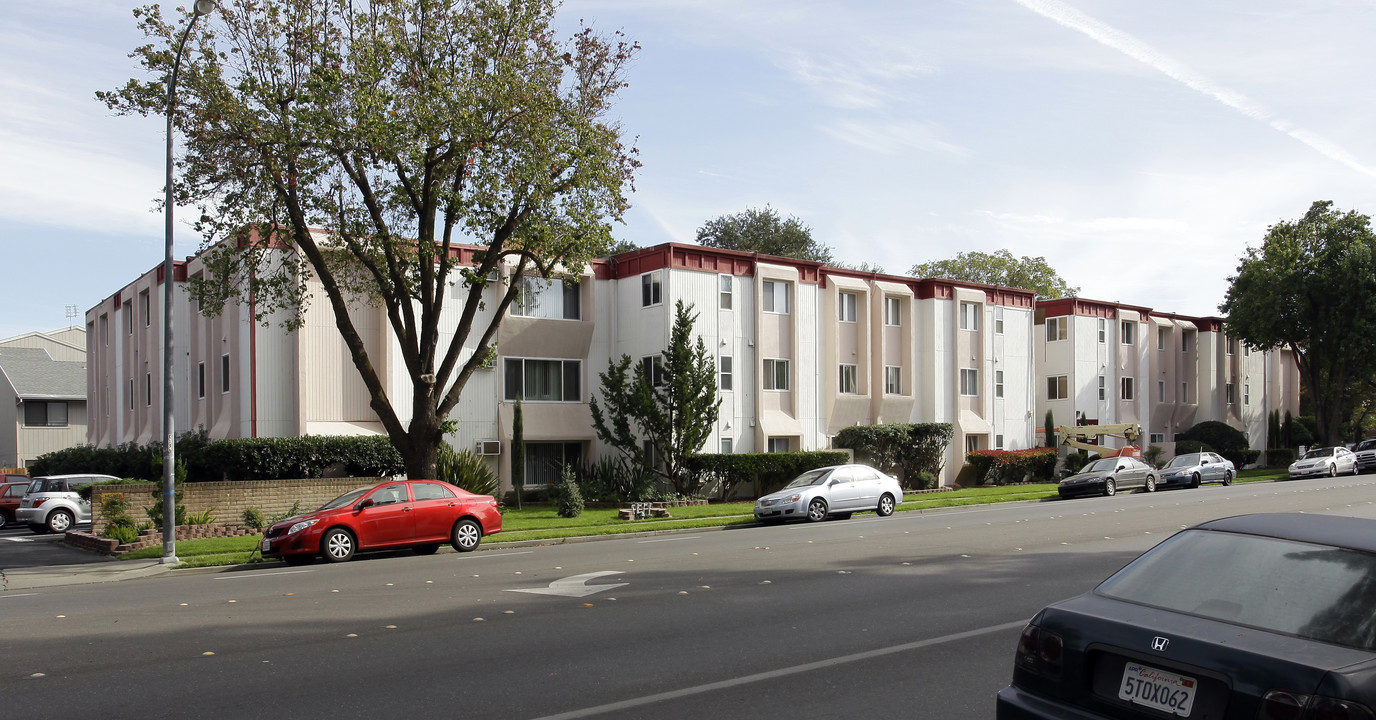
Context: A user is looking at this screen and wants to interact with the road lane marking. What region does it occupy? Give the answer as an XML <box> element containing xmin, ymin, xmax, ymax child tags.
<box><xmin>462</xmin><ymin>551</ymin><xmax>535</xmax><ymax>559</ymax></box>
<box><xmin>506</xmin><ymin>571</ymin><xmax>628</xmax><ymax>598</ymax></box>
<box><xmin>525</xmin><ymin>618</ymin><xmax>1029</xmax><ymax>720</ymax></box>
<box><xmin>0</xmin><ymin>593</ymin><xmax>38</xmax><ymax>599</ymax></box>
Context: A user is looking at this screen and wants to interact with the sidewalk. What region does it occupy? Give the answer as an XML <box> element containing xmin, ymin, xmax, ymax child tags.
<box><xmin>1</xmin><ymin>559</ymin><xmax>172</xmax><ymax>591</ymax></box>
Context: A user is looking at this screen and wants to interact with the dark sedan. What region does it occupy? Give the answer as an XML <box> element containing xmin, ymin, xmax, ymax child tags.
<box><xmin>997</xmin><ymin>513</ymin><xmax>1376</xmax><ymax>720</ymax></box>
<box><xmin>1058</xmin><ymin>457</ymin><xmax>1157</xmax><ymax>498</ymax></box>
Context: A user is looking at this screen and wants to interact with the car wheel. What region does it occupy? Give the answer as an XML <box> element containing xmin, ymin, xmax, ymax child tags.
<box><xmin>1144</xmin><ymin>475</ymin><xmax>1156</xmax><ymax>493</ymax></box>
<box><xmin>877</xmin><ymin>493</ymin><xmax>896</xmax><ymax>517</ymax></box>
<box><xmin>320</xmin><ymin>528</ymin><xmax>355</xmax><ymax>563</ymax></box>
<box><xmin>1223</xmin><ymin>470</ymin><xmax>1233</xmax><ymax>486</ymax></box>
<box><xmin>1103</xmin><ymin>478</ymin><xmax>1116</xmax><ymax>497</ymax></box>
<box><xmin>806</xmin><ymin>498</ymin><xmax>828</xmax><ymax>522</ymax></box>
<box><xmin>1329</xmin><ymin>463</ymin><xmax>1338</xmax><ymax>477</ymax></box>
<box><xmin>1190</xmin><ymin>473</ymin><xmax>1201</xmax><ymax>489</ymax></box>
<box><xmin>451</xmin><ymin>519</ymin><xmax>482</xmax><ymax>552</ymax></box>
<box><xmin>28</xmin><ymin>524</ymin><xmax>48</xmax><ymax>534</ymax></box>
<box><xmin>283</xmin><ymin>554</ymin><xmax>313</xmax><ymax>566</ymax></box>
<box><xmin>413</xmin><ymin>544</ymin><xmax>440</xmax><ymax>556</ymax></box>
<box><xmin>46</xmin><ymin>509</ymin><xmax>74</xmax><ymax>534</ymax></box>
<box><xmin>0</xmin><ymin>510</ymin><xmax>9</xmax><ymax>530</ymax></box>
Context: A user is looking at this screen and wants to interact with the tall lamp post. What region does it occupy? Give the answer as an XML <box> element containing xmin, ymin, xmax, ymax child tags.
<box><xmin>162</xmin><ymin>0</ymin><xmax>216</xmax><ymax>565</ymax></box>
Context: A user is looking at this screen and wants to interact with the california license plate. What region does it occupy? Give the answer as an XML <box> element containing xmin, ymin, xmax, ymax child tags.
<box><xmin>261</xmin><ymin>539</ymin><xmax>271</xmax><ymax>552</ymax></box>
<box><xmin>1119</xmin><ymin>662</ymin><xmax>1196</xmax><ymax>717</ymax></box>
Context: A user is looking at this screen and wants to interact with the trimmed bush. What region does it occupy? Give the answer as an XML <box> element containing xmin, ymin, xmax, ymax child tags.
<box><xmin>965</xmin><ymin>447</ymin><xmax>1058</xmax><ymax>486</ymax></box>
<box><xmin>1267</xmin><ymin>448</ymin><xmax>1296</xmax><ymax>467</ymax></box>
<box><xmin>553</xmin><ymin>465</ymin><xmax>584</xmax><ymax>518</ymax></box>
<box><xmin>833</xmin><ymin>423</ymin><xmax>954</xmax><ymax>488</ymax></box>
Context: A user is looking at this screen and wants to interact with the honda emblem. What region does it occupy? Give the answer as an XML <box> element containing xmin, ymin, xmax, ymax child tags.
<box><xmin>1151</xmin><ymin>636</ymin><xmax>1170</xmax><ymax>652</ymax></box>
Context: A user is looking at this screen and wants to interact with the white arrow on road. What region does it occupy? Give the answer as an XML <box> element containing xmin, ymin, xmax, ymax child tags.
<box><xmin>505</xmin><ymin>571</ymin><xmax>628</xmax><ymax>598</ymax></box>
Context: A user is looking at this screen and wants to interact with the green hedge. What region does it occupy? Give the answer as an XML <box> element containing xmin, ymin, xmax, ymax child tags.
<box><xmin>832</xmin><ymin>423</ymin><xmax>953</xmax><ymax>488</ymax></box>
<box><xmin>30</xmin><ymin>432</ymin><xmax>405</xmax><ymax>482</ymax></box>
<box><xmin>965</xmin><ymin>447</ymin><xmax>1058</xmax><ymax>486</ymax></box>
<box><xmin>686</xmin><ymin>451</ymin><xmax>850</xmax><ymax>498</ymax></box>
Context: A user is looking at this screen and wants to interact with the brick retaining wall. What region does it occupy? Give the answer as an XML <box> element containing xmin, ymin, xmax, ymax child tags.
<box><xmin>91</xmin><ymin>477</ymin><xmax>385</xmax><ymax>536</ymax></box>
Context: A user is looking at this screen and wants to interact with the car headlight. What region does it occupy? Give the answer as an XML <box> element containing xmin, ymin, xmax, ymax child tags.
<box><xmin>287</xmin><ymin>518</ymin><xmax>319</xmax><ymax>535</ymax></box>
<box><xmin>785</xmin><ymin>493</ymin><xmax>802</xmax><ymax>503</ymax></box>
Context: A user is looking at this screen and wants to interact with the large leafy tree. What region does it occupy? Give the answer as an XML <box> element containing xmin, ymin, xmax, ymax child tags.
<box><xmin>910</xmin><ymin>249</ymin><xmax>1077</xmax><ymax>298</ymax></box>
<box><xmin>590</xmin><ymin>301</ymin><xmax>719</xmax><ymax>495</ymax></box>
<box><xmin>695</xmin><ymin>206</ymin><xmax>834</xmax><ymax>264</ymax></box>
<box><xmin>1222</xmin><ymin>201</ymin><xmax>1376</xmax><ymax>445</ymax></box>
<box><xmin>99</xmin><ymin>0</ymin><xmax>639</xmax><ymax>479</ymax></box>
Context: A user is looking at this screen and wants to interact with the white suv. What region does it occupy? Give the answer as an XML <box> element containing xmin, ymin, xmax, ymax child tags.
<box><xmin>16</xmin><ymin>474</ymin><xmax>119</xmax><ymax>534</ymax></box>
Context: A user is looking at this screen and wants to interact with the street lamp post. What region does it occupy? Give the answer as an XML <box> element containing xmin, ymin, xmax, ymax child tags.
<box><xmin>162</xmin><ymin>0</ymin><xmax>215</xmax><ymax>565</ymax></box>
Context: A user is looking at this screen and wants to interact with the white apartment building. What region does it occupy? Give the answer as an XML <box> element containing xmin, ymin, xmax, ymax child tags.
<box><xmin>1035</xmin><ymin>297</ymin><xmax>1300</xmax><ymax>458</ymax></box>
<box><xmin>85</xmin><ymin>242</ymin><xmax>1039</xmax><ymax>489</ymax></box>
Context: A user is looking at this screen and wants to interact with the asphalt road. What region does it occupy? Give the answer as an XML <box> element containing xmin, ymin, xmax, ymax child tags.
<box><xmin>0</xmin><ymin>521</ymin><xmax>106</xmax><ymax>567</ymax></box>
<box><xmin>3</xmin><ymin>476</ymin><xmax>1375</xmax><ymax>719</ymax></box>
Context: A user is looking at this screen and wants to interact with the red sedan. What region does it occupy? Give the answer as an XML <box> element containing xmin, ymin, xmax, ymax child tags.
<box><xmin>261</xmin><ymin>479</ymin><xmax>502</xmax><ymax>564</ymax></box>
<box><xmin>0</xmin><ymin>479</ymin><xmax>30</xmax><ymax>530</ymax></box>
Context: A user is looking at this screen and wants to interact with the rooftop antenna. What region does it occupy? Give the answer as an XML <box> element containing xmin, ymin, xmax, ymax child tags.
<box><xmin>64</xmin><ymin>304</ymin><xmax>79</xmax><ymax>328</ymax></box>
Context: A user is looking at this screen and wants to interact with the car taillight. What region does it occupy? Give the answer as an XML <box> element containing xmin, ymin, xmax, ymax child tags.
<box><xmin>1014</xmin><ymin>624</ymin><xmax>1063</xmax><ymax>678</ymax></box>
<box><xmin>1259</xmin><ymin>691</ymin><xmax>1376</xmax><ymax>720</ymax></box>
<box><xmin>29</xmin><ymin>497</ymin><xmax>47</xmax><ymax>508</ymax></box>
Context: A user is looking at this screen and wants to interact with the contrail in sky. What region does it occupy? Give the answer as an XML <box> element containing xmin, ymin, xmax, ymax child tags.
<box><xmin>1014</xmin><ymin>0</ymin><xmax>1376</xmax><ymax>178</ymax></box>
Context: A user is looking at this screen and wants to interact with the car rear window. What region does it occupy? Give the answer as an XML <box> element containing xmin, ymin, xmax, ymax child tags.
<box><xmin>1097</xmin><ymin>529</ymin><xmax>1376</xmax><ymax>650</ymax></box>
<box><xmin>28</xmin><ymin>478</ymin><xmax>55</xmax><ymax>493</ymax></box>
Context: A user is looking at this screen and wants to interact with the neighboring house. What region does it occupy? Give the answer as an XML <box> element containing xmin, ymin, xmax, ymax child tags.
<box><xmin>0</xmin><ymin>329</ymin><xmax>88</xmax><ymax>468</ymax></box>
<box><xmin>1035</xmin><ymin>298</ymin><xmax>1299</xmax><ymax>460</ymax></box>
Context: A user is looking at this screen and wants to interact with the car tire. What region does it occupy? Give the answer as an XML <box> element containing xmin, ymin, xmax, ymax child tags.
<box><xmin>320</xmin><ymin>528</ymin><xmax>355</xmax><ymax>563</ymax></box>
<box><xmin>28</xmin><ymin>524</ymin><xmax>48</xmax><ymax>534</ymax></box>
<box><xmin>0</xmin><ymin>510</ymin><xmax>9</xmax><ymax>530</ymax></box>
<box><xmin>1103</xmin><ymin>479</ymin><xmax>1116</xmax><ymax>497</ymax></box>
<box><xmin>46</xmin><ymin>509</ymin><xmax>74</xmax><ymax>534</ymax></box>
<box><xmin>877</xmin><ymin>493</ymin><xmax>896</xmax><ymax>517</ymax></box>
<box><xmin>806</xmin><ymin>498</ymin><xmax>828</xmax><ymax>522</ymax></box>
<box><xmin>1190</xmin><ymin>473</ymin><xmax>1201</xmax><ymax>489</ymax></box>
<box><xmin>1329</xmin><ymin>463</ymin><xmax>1338</xmax><ymax>477</ymax></box>
<box><xmin>1223</xmin><ymin>470</ymin><xmax>1233</xmax><ymax>486</ymax></box>
<box><xmin>413</xmin><ymin>544</ymin><xmax>440</xmax><ymax>556</ymax></box>
<box><xmin>451</xmin><ymin>519</ymin><xmax>482</xmax><ymax>553</ymax></box>
<box><xmin>1144</xmin><ymin>475</ymin><xmax>1156</xmax><ymax>493</ymax></box>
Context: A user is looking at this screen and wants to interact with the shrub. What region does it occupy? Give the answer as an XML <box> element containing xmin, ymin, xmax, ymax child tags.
<box><xmin>965</xmin><ymin>448</ymin><xmax>1058</xmax><ymax>486</ymax></box>
<box><xmin>1144</xmin><ymin>445</ymin><xmax>1164</xmax><ymax>468</ymax></box>
<box><xmin>576</xmin><ymin>456</ymin><xmax>655</xmax><ymax>502</ymax></box>
<box><xmin>186</xmin><ymin>507</ymin><xmax>217</xmax><ymax>525</ymax></box>
<box><xmin>1173</xmin><ymin>439</ymin><xmax>1209</xmax><ymax>456</ymax></box>
<box><xmin>435</xmin><ymin>444</ymin><xmax>500</xmax><ymax>497</ymax></box>
<box><xmin>269</xmin><ymin>501</ymin><xmax>303</xmax><ymax>524</ymax></box>
<box><xmin>552</xmin><ymin>465</ymin><xmax>584</xmax><ymax>518</ymax></box>
<box><xmin>242</xmin><ymin>507</ymin><xmax>267</xmax><ymax>531</ymax></box>
<box><xmin>685</xmin><ymin>451</ymin><xmax>850</xmax><ymax>498</ymax></box>
<box><xmin>911</xmin><ymin>472</ymin><xmax>937</xmax><ymax>490</ymax></box>
<box><xmin>105</xmin><ymin>522</ymin><xmax>140</xmax><ymax>545</ymax></box>
<box><xmin>1178</xmin><ymin>421</ymin><xmax>1250</xmax><ymax>455</ymax></box>
<box><xmin>1268</xmin><ymin>448</ymin><xmax>1296</xmax><ymax>467</ymax></box>
<box><xmin>833</xmin><ymin>423</ymin><xmax>954</xmax><ymax>488</ymax></box>
<box><xmin>1225</xmin><ymin>449</ymin><xmax>1261</xmax><ymax>469</ymax></box>
<box><xmin>80</xmin><ymin>477</ymin><xmax>149</xmax><ymax>502</ymax></box>
<box><xmin>99</xmin><ymin>494</ymin><xmax>141</xmax><ymax>545</ymax></box>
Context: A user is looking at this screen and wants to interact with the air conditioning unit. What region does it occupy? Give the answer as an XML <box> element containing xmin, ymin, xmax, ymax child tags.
<box><xmin>476</xmin><ymin>440</ymin><xmax>502</xmax><ymax>456</ymax></box>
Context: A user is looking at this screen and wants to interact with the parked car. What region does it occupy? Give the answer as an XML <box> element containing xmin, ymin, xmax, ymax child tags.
<box><xmin>1057</xmin><ymin>457</ymin><xmax>1157</xmax><ymax>499</ymax></box>
<box><xmin>1288</xmin><ymin>446</ymin><xmax>1357</xmax><ymax>479</ymax></box>
<box><xmin>0</xmin><ymin>479</ymin><xmax>31</xmax><ymax>529</ymax></box>
<box><xmin>1157</xmin><ymin>451</ymin><xmax>1235</xmax><ymax>488</ymax></box>
<box><xmin>1354</xmin><ymin>438</ymin><xmax>1376</xmax><ymax>474</ymax></box>
<box><xmin>997</xmin><ymin>513</ymin><xmax>1376</xmax><ymax>720</ymax></box>
<box><xmin>260</xmin><ymin>479</ymin><xmax>502</xmax><ymax>564</ymax></box>
<box><xmin>16</xmin><ymin>474</ymin><xmax>120</xmax><ymax>534</ymax></box>
<box><xmin>753</xmin><ymin>464</ymin><xmax>902</xmax><ymax>524</ymax></box>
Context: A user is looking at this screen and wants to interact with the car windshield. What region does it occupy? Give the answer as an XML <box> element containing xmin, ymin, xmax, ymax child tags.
<box><xmin>1165</xmin><ymin>454</ymin><xmax>1201</xmax><ymax>469</ymax></box>
<box><xmin>784</xmin><ymin>469</ymin><xmax>831</xmax><ymax>489</ymax></box>
<box><xmin>1083</xmin><ymin>459</ymin><xmax>1120</xmax><ymax>473</ymax></box>
<box><xmin>1097</xmin><ymin>529</ymin><xmax>1376</xmax><ymax>651</ymax></box>
<box><xmin>1359</xmin><ymin>439</ymin><xmax>1376</xmax><ymax>452</ymax></box>
<box><xmin>319</xmin><ymin>487</ymin><xmax>374</xmax><ymax>511</ymax></box>
<box><xmin>1304</xmin><ymin>448</ymin><xmax>1335</xmax><ymax>459</ymax></box>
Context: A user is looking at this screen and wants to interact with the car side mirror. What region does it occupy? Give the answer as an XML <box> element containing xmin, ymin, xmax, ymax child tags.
<box><xmin>355</xmin><ymin>498</ymin><xmax>375</xmax><ymax>512</ymax></box>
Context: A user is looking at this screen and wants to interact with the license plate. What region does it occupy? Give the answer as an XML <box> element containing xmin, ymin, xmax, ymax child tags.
<box><xmin>1119</xmin><ymin>662</ymin><xmax>1196</xmax><ymax>717</ymax></box>
<box><xmin>261</xmin><ymin>539</ymin><xmax>271</xmax><ymax>552</ymax></box>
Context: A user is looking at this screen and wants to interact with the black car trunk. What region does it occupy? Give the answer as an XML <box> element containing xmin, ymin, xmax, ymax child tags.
<box><xmin>1017</xmin><ymin>594</ymin><xmax>1376</xmax><ymax>720</ymax></box>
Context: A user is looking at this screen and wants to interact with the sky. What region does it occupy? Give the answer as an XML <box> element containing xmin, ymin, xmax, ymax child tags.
<box><xmin>1</xmin><ymin>0</ymin><xmax>1373</xmax><ymax>340</ymax></box>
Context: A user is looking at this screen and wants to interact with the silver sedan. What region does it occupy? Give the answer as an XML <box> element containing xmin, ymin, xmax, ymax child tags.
<box><xmin>754</xmin><ymin>465</ymin><xmax>903</xmax><ymax>524</ymax></box>
<box><xmin>1289</xmin><ymin>446</ymin><xmax>1358</xmax><ymax>478</ymax></box>
<box><xmin>1157</xmin><ymin>451</ymin><xmax>1235</xmax><ymax>488</ymax></box>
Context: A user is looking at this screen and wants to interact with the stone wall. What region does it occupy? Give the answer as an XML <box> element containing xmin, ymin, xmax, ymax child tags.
<box><xmin>90</xmin><ymin>477</ymin><xmax>384</xmax><ymax>534</ymax></box>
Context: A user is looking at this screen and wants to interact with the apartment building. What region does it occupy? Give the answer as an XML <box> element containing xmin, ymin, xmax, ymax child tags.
<box><xmin>86</xmin><ymin>242</ymin><xmax>1038</xmax><ymax>489</ymax></box>
<box><xmin>0</xmin><ymin>328</ymin><xmax>88</xmax><ymax>468</ymax></box>
<box><xmin>1035</xmin><ymin>298</ymin><xmax>1299</xmax><ymax>458</ymax></box>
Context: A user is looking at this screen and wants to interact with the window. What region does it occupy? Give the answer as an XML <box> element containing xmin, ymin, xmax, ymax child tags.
<box><xmin>524</xmin><ymin>442</ymin><xmax>584</xmax><ymax>487</ymax></box>
<box><xmin>512</xmin><ymin>277</ymin><xmax>580</xmax><ymax>320</ymax></box>
<box><xmin>221</xmin><ymin>354</ymin><xmax>231</xmax><ymax>394</ymax></box>
<box><xmin>959</xmin><ymin>368</ymin><xmax>979</xmax><ymax>396</ymax></box>
<box><xmin>1121</xmin><ymin>377</ymin><xmax>1135</xmax><ymax>400</ymax></box>
<box><xmin>128</xmin><ymin>378</ymin><xmax>134</xmax><ymax>410</ymax></box>
<box><xmin>1121</xmin><ymin>321</ymin><xmax>1135</xmax><ymax>345</ymax></box>
<box><xmin>1244</xmin><ymin>383</ymin><xmax>1251</xmax><ymax>405</ymax></box>
<box><xmin>641</xmin><ymin>272</ymin><xmax>662</xmax><ymax>307</ymax></box>
<box><xmin>123</xmin><ymin>300</ymin><xmax>133</xmax><ymax>335</ymax></box>
<box><xmin>1150</xmin><ymin>433</ymin><xmax>1165</xmax><ymax>444</ymax></box>
<box><xmin>1098</xmin><ymin>318</ymin><xmax>1106</xmax><ymax>343</ymax></box>
<box><xmin>1226</xmin><ymin>382</ymin><xmax>1236</xmax><ymax>404</ymax></box>
<box><xmin>966</xmin><ymin>435</ymin><xmax>981</xmax><ymax>453</ymax></box>
<box><xmin>762</xmin><ymin>281</ymin><xmax>790</xmax><ymax>314</ymax></box>
<box><xmin>1182</xmin><ymin>330</ymin><xmax>1194</xmax><ymax>352</ymax></box>
<box><xmin>719</xmin><ymin>356</ymin><xmax>733</xmax><ymax>391</ymax></box>
<box><xmin>960</xmin><ymin>302</ymin><xmax>980</xmax><ymax>331</ymax></box>
<box><xmin>641</xmin><ymin>356</ymin><xmax>665</xmax><ymax>387</ymax></box>
<box><xmin>768</xmin><ymin>437</ymin><xmax>790</xmax><ymax>453</ymax></box>
<box><xmin>145</xmin><ymin>372</ymin><xmax>152</xmax><ymax>407</ymax></box>
<box><xmin>884</xmin><ymin>297</ymin><xmax>901</xmax><ymax>326</ymax></box>
<box><xmin>23</xmin><ymin>401</ymin><xmax>68</xmax><ymax>428</ymax></box>
<box><xmin>995</xmin><ymin>370</ymin><xmax>1004</xmax><ymax>398</ymax></box>
<box><xmin>720</xmin><ymin>438</ymin><xmax>733</xmax><ymax>454</ymax></box>
<box><xmin>413</xmin><ymin>483</ymin><xmax>456</xmax><ymax>501</ymax></box>
<box><xmin>1046</xmin><ymin>317</ymin><xmax>1068</xmax><ymax>342</ymax></box>
<box><xmin>1181</xmin><ymin>382</ymin><xmax>1189</xmax><ymax>403</ymax></box>
<box><xmin>100</xmin><ymin>314</ymin><xmax>108</xmax><ymax>347</ymax></box>
<box><xmin>719</xmin><ymin>275</ymin><xmax>733</xmax><ymax>310</ymax></box>
<box><xmin>839</xmin><ymin>292</ymin><xmax>857</xmax><ymax>323</ymax></box>
<box><xmin>1098</xmin><ymin>375</ymin><xmax>1106</xmax><ymax>401</ymax></box>
<box><xmin>140</xmin><ymin>290</ymin><xmax>150</xmax><ymax>327</ymax></box>
<box><xmin>839</xmin><ymin>364</ymin><xmax>858</xmax><ymax>394</ymax></box>
<box><xmin>197</xmin><ymin>362</ymin><xmax>206</xmax><ymax>399</ymax></box>
<box><xmin>885</xmin><ymin>366</ymin><xmax>901</xmax><ymax>395</ymax></box>
<box><xmin>995</xmin><ymin>307</ymin><xmax>1005</xmax><ymax>334</ymax></box>
<box><xmin>504</xmin><ymin>358</ymin><xmax>581</xmax><ymax>402</ymax></box>
<box><xmin>763</xmin><ymin>359</ymin><xmax>790</xmax><ymax>391</ymax></box>
<box><xmin>1158</xmin><ymin>327</ymin><xmax>1167</xmax><ymax>350</ymax></box>
<box><xmin>642</xmin><ymin>440</ymin><xmax>658</xmax><ymax>470</ymax></box>
<box><xmin>1227</xmin><ymin>336</ymin><xmax>1238</xmax><ymax>355</ymax></box>
<box><xmin>1158</xmin><ymin>381</ymin><xmax>1165</xmax><ymax>403</ymax></box>
<box><xmin>1048</xmin><ymin>375</ymin><xmax>1068</xmax><ymax>400</ymax></box>
<box><xmin>995</xmin><ymin>434</ymin><xmax>1004</xmax><ymax>450</ymax></box>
